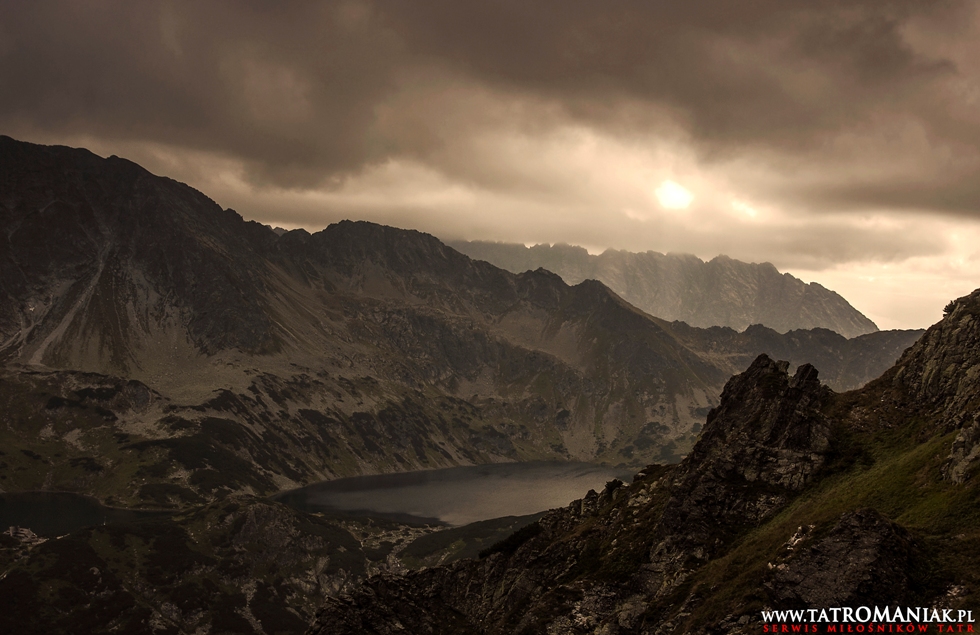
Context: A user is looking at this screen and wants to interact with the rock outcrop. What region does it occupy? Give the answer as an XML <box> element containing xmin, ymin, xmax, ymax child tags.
<box><xmin>855</xmin><ymin>289</ymin><xmax>980</xmax><ymax>483</ymax></box>
<box><xmin>646</xmin><ymin>357</ymin><xmax>833</xmax><ymax>597</ymax></box>
<box><xmin>767</xmin><ymin>508</ymin><xmax>919</xmax><ymax>609</ymax></box>
<box><xmin>888</xmin><ymin>289</ymin><xmax>980</xmax><ymax>424</ymax></box>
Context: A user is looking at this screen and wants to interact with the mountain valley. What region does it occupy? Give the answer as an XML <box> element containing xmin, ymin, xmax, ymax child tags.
<box><xmin>310</xmin><ymin>289</ymin><xmax>980</xmax><ymax>634</ymax></box>
<box><xmin>0</xmin><ymin>136</ymin><xmax>924</xmax><ymax>508</ymax></box>
<box><xmin>0</xmin><ymin>136</ymin><xmax>947</xmax><ymax>634</ymax></box>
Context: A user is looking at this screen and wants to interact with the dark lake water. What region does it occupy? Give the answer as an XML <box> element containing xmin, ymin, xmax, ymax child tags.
<box><xmin>0</xmin><ymin>492</ymin><xmax>168</xmax><ymax>537</ymax></box>
<box><xmin>275</xmin><ymin>461</ymin><xmax>635</xmax><ymax>526</ymax></box>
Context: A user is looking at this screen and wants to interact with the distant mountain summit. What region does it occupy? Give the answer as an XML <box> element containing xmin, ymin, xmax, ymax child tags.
<box><xmin>448</xmin><ymin>241</ymin><xmax>878</xmax><ymax>338</ymax></box>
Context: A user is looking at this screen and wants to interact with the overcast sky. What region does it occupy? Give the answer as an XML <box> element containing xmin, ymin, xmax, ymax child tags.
<box><xmin>2</xmin><ymin>1</ymin><xmax>979</xmax><ymax>330</ymax></box>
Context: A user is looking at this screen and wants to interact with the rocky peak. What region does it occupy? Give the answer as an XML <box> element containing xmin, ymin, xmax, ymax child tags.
<box><xmin>0</xmin><ymin>137</ymin><xmax>279</xmax><ymax>364</ymax></box>
<box><xmin>678</xmin><ymin>354</ymin><xmax>833</xmax><ymax>494</ymax></box>
<box><xmin>308</xmin><ymin>220</ymin><xmax>465</xmax><ymax>276</ymax></box>
<box><xmin>646</xmin><ymin>355</ymin><xmax>833</xmax><ymax>596</ymax></box>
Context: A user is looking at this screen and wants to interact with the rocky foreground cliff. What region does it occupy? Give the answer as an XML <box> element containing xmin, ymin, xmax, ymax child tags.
<box><xmin>308</xmin><ymin>289</ymin><xmax>980</xmax><ymax>634</ymax></box>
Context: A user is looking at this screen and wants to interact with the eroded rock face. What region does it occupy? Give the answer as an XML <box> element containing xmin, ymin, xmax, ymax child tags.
<box><xmin>767</xmin><ymin>508</ymin><xmax>919</xmax><ymax>609</ymax></box>
<box><xmin>676</xmin><ymin>356</ymin><xmax>833</xmax><ymax>496</ymax></box>
<box><xmin>880</xmin><ymin>290</ymin><xmax>980</xmax><ymax>482</ymax></box>
<box><xmin>945</xmin><ymin>418</ymin><xmax>980</xmax><ymax>484</ymax></box>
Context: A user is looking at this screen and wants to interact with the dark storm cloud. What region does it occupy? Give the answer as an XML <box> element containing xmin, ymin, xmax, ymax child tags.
<box><xmin>791</xmin><ymin>178</ymin><xmax>980</xmax><ymax>216</ymax></box>
<box><xmin>382</xmin><ymin>0</ymin><xmax>961</xmax><ymax>148</ymax></box>
<box><xmin>0</xmin><ymin>1</ymin><xmax>402</xmax><ymax>184</ymax></box>
<box><xmin>2</xmin><ymin>0</ymin><xmax>976</xmax><ymax>201</ymax></box>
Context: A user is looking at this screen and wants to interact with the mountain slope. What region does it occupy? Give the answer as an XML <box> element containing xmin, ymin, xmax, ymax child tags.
<box><xmin>666</xmin><ymin>322</ymin><xmax>923</xmax><ymax>392</ymax></box>
<box><xmin>309</xmin><ymin>288</ymin><xmax>980</xmax><ymax>634</ymax></box>
<box><xmin>449</xmin><ymin>240</ymin><xmax>878</xmax><ymax>338</ymax></box>
<box><xmin>0</xmin><ymin>136</ymin><xmax>278</xmax><ymax>370</ymax></box>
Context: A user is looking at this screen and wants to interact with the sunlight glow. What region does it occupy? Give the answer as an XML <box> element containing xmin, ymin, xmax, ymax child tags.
<box><xmin>655</xmin><ymin>180</ymin><xmax>694</xmax><ymax>209</ymax></box>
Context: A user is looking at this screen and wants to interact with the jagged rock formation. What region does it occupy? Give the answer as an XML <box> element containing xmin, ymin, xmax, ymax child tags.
<box><xmin>645</xmin><ymin>358</ymin><xmax>833</xmax><ymax>597</ymax></box>
<box><xmin>309</xmin><ymin>288</ymin><xmax>980</xmax><ymax>634</ymax></box>
<box><xmin>863</xmin><ymin>289</ymin><xmax>980</xmax><ymax>484</ymax></box>
<box><xmin>887</xmin><ymin>289</ymin><xmax>980</xmax><ymax>422</ymax></box>
<box><xmin>449</xmin><ymin>240</ymin><xmax>879</xmax><ymax>338</ymax></box>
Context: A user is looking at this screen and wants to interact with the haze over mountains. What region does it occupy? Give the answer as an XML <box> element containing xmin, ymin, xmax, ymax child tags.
<box><xmin>450</xmin><ymin>240</ymin><xmax>879</xmax><ymax>338</ymax></box>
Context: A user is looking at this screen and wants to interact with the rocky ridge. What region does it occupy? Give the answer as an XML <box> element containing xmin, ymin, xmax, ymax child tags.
<box><xmin>449</xmin><ymin>241</ymin><xmax>879</xmax><ymax>338</ymax></box>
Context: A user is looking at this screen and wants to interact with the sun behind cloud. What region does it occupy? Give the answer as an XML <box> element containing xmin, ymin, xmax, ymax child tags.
<box><xmin>654</xmin><ymin>180</ymin><xmax>694</xmax><ymax>209</ymax></box>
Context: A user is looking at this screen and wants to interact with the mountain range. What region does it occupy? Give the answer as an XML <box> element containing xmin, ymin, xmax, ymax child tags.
<box><xmin>0</xmin><ymin>135</ymin><xmax>921</xmax><ymax>508</ymax></box>
<box><xmin>449</xmin><ymin>240</ymin><xmax>879</xmax><ymax>338</ymax></box>
<box><xmin>0</xmin><ymin>136</ymin><xmax>946</xmax><ymax>633</ymax></box>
